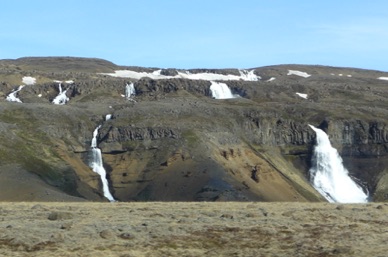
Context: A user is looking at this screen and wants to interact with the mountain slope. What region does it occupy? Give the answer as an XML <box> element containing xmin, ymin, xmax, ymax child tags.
<box><xmin>0</xmin><ymin>57</ymin><xmax>387</xmax><ymax>202</ymax></box>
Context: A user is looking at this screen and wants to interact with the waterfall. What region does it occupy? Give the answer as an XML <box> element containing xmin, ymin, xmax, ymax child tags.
<box><xmin>125</xmin><ymin>83</ymin><xmax>136</xmax><ymax>99</ymax></box>
<box><xmin>308</xmin><ymin>125</ymin><xmax>368</xmax><ymax>203</ymax></box>
<box><xmin>52</xmin><ymin>83</ymin><xmax>69</xmax><ymax>105</ymax></box>
<box><xmin>6</xmin><ymin>85</ymin><xmax>25</xmax><ymax>103</ymax></box>
<box><xmin>239</xmin><ymin>70</ymin><xmax>260</xmax><ymax>81</ymax></box>
<box><xmin>210</xmin><ymin>81</ymin><xmax>235</xmax><ymax>99</ymax></box>
<box><xmin>89</xmin><ymin>125</ymin><xmax>115</xmax><ymax>202</ymax></box>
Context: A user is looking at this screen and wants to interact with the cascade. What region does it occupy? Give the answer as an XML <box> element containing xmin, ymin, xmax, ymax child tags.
<box><xmin>89</xmin><ymin>125</ymin><xmax>115</xmax><ymax>202</ymax></box>
<box><xmin>6</xmin><ymin>85</ymin><xmax>25</xmax><ymax>103</ymax></box>
<box><xmin>209</xmin><ymin>81</ymin><xmax>235</xmax><ymax>99</ymax></box>
<box><xmin>52</xmin><ymin>83</ymin><xmax>70</xmax><ymax>105</ymax></box>
<box><xmin>125</xmin><ymin>83</ymin><xmax>136</xmax><ymax>99</ymax></box>
<box><xmin>308</xmin><ymin>125</ymin><xmax>368</xmax><ymax>203</ymax></box>
<box><xmin>239</xmin><ymin>70</ymin><xmax>260</xmax><ymax>81</ymax></box>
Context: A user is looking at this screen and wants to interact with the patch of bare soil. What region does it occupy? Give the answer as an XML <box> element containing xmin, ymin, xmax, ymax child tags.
<box><xmin>0</xmin><ymin>202</ymin><xmax>387</xmax><ymax>256</ymax></box>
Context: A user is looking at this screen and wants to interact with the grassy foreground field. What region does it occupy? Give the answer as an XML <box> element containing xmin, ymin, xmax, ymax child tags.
<box><xmin>0</xmin><ymin>202</ymin><xmax>387</xmax><ymax>257</ymax></box>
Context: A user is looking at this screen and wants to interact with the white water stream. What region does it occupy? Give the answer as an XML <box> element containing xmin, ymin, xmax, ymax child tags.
<box><xmin>125</xmin><ymin>83</ymin><xmax>136</xmax><ymax>99</ymax></box>
<box><xmin>308</xmin><ymin>125</ymin><xmax>368</xmax><ymax>203</ymax></box>
<box><xmin>89</xmin><ymin>125</ymin><xmax>115</xmax><ymax>202</ymax></box>
<box><xmin>52</xmin><ymin>83</ymin><xmax>69</xmax><ymax>105</ymax></box>
<box><xmin>105</xmin><ymin>114</ymin><xmax>112</xmax><ymax>121</ymax></box>
<box><xmin>209</xmin><ymin>81</ymin><xmax>235</xmax><ymax>99</ymax></box>
<box><xmin>6</xmin><ymin>85</ymin><xmax>25</xmax><ymax>103</ymax></box>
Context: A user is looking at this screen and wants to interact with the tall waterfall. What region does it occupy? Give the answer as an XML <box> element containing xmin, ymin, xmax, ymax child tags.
<box><xmin>89</xmin><ymin>125</ymin><xmax>115</xmax><ymax>202</ymax></box>
<box><xmin>210</xmin><ymin>81</ymin><xmax>235</xmax><ymax>99</ymax></box>
<box><xmin>6</xmin><ymin>85</ymin><xmax>25</xmax><ymax>103</ymax></box>
<box><xmin>52</xmin><ymin>83</ymin><xmax>69</xmax><ymax>105</ymax></box>
<box><xmin>125</xmin><ymin>83</ymin><xmax>136</xmax><ymax>99</ymax></box>
<box><xmin>308</xmin><ymin>125</ymin><xmax>368</xmax><ymax>203</ymax></box>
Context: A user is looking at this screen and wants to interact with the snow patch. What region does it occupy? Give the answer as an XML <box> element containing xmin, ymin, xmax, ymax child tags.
<box><xmin>22</xmin><ymin>76</ymin><xmax>36</xmax><ymax>85</ymax></box>
<box><xmin>266</xmin><ymin>77</ymin><xmax>276</xmax><ymax>82</ymax></box>
<box><xmin>378</xmin><ymin>77</ymin><xmax>388</xmax><ymax>81</ymax></box>
<box><xmin>101</xmin><ymin>69</ymin><xmax>260</xmax><ymax>81</ymax></box>
<box><xmin>331</xmin><ymin>74</ymin><xmax>351</xmax><ymax>78</ymax></box>
<box><xmin>296</xmin><ymin>92</ymin><xmax>308</xmax><ymax>99</ymax></box>
<box><xmin>287</xmin><ymin>70</ymin><xmax>311</xmax><ymax>78</ymax></box>
<box><xmin>54</xmin><ymin>80</ymin><xmax>74</xmax><ymax>84</ymax></box>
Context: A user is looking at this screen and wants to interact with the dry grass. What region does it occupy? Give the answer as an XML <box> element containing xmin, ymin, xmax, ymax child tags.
<box><xmin>0</xmin><ymin>202</ymin><xmax>387</xmax><ymax>256</ymax></box>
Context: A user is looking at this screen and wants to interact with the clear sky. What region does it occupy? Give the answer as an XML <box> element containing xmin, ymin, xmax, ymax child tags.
<box><xmin>1</xmin><ymin>0</ymin><xmax>388</xmax><ymax>71</ymax></box>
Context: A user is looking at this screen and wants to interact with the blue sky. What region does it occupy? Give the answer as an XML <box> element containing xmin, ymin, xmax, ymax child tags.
<box><xmin>1</xmin><ymin>1</ymin><xmax>388</xmax><ymax>71</ymax></box>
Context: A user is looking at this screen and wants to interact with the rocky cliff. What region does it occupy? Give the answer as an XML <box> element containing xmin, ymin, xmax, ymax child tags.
<box><xmin>0</xmin><ymin>57</ymin><xmax>387</xmax><ymax>202</ymax></box>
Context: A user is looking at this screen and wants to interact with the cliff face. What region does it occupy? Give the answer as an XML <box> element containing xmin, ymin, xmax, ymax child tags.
<box><xmin>95</xmin><ymin>111</ymin><xmax>388</xmax><ymax>201</ymax></box>
<box><xmin>0</xmin><ymin>57</ymin><xmax>387</xmax><ymax>202</ymax></box>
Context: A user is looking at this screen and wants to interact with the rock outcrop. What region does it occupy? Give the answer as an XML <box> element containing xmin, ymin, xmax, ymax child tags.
<box><xmin>0</xmin><ymin>57</ymin><xmax>387</xmax><ymax>202</ymax></box>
